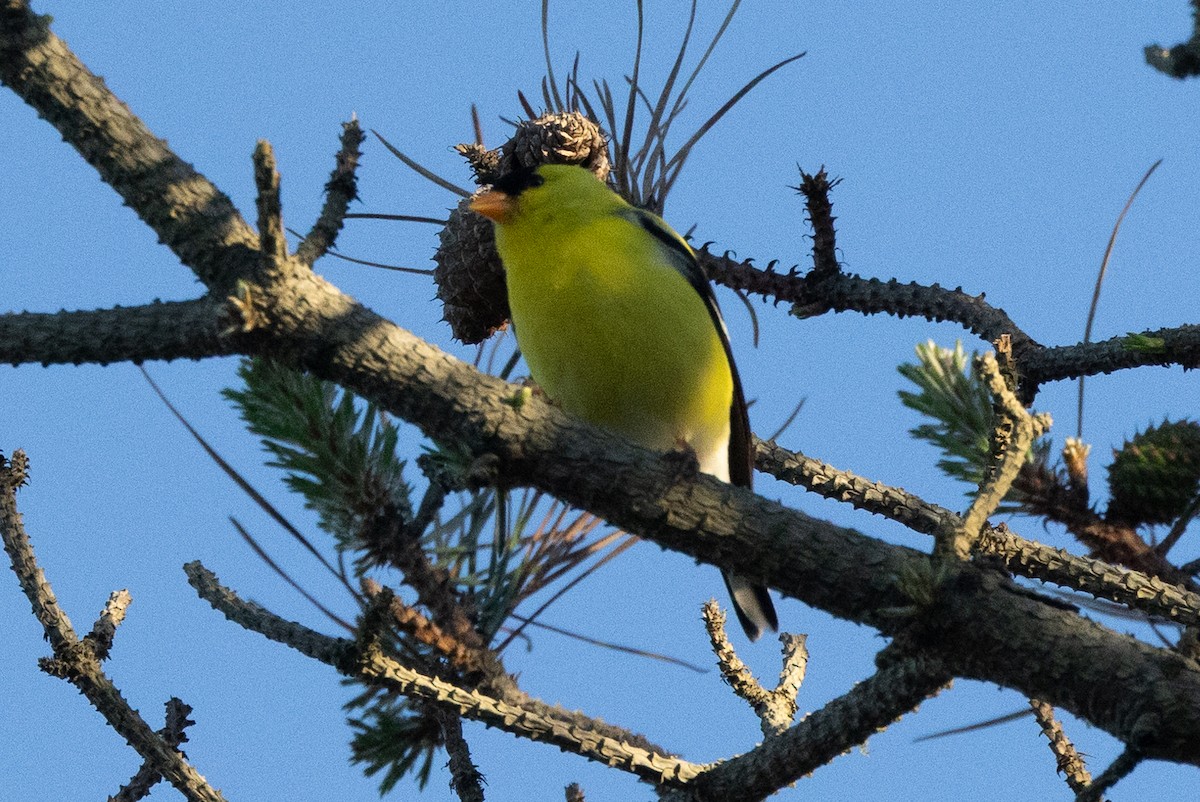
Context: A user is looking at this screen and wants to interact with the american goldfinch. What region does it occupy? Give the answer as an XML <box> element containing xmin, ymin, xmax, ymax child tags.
<box><xmin>471</xmin><ymin>164</ymin><xmax>778</xmax><ymax>641</ymax></box>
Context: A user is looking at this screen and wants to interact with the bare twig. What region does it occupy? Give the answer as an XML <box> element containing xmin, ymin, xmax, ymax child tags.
<box><xmin>703</xmin><ymin>601</ymin><xmax>771</xmax><ymax>705</ymax></box>
<box><xmin>253</xmin><ymin>140</ymin><xmax>288</xmax><ymax>271</ymax></box>
<box><xmin>1029</xmin><ymin>699</ymin><xmax>1094</xmax><ymax>796</ymax></box>
<box><xmin>664</xmin><ymin>653</ymin><xmax>951</xmax><ymax>802</ymax></box>
<box><xmin>701</xmin><ymin>601</ymin><xmax>805</xmax><ymax>737</ymax></box>
<box><xmin>947</xmin><ymin>346</ymin><xmax>1052</xmax><ymax>558</ymax></box>
<box><xmin>796</xmin><ymin>167</ymin><xmax>841</xmax><ymax>285</ymax></box>
<box><xmin>1077</xmin><ymin>746</ymin><xmax>1141</xmax><ymax>802</ymax></box>
<box><xmin>110</xmin><ymin>698</ymin><xmax>197</xmax><ymax>802</ymax></box>
<box><xmin>361</xmin><ymin>579</ymin><xmax>505</xmax><ymax>681</ymax></box>
<box><xmin>296</xmin><ymin>118</ymin><xmax>366</xmax><ymax>266</ymax></box>
<box><xmin>0</xmin><ymin>453</ymin><xmax>226</xmax><ymax>802</ymax></box>
<box><xmin>430</xmin><ymin>706</ymin><xmax>486</xmax><ymax>802</ymax></box>
<box><xmin>186</xmin><ymin>561</ymin><xmax>699</xmax><ymax>785</ymax></box>
<box><xmin>774</xmin><ymin>634</ymin><xmax>809</xmax><ymax>720</ymax></box>
<box><xmin>85</xmin><ymin>589</ymin><xmax>132</xmax><ymax>661</ymax></box>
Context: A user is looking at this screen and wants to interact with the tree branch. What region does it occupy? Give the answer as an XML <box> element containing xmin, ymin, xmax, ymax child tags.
<box><xmin>704</xmin><ymin>249</ymin><xmax>1200</xmax><ymax>400</ymax></box>
<box><xmin>668</xmin><ymin>652</ymin><xmax>951</xmax><ymax>802</ymax></box>
<box><xmin>701</xmin><ymin>250</ymin><xmax>1040</xmax><ymax>357</ymax></box>
<box><xmin>1029</xmin><ymin>699</ymin><xmax>1094</xmax><ymax>797</ymax></box>
<box><xmin>0</xmin><ymin>452</ymin><xmax>226</xmax><ymax>802</ymax></box>
<box><xmin>0</xmin><ymin>298</ymin><xmax>233</xmax><ymax>367</ymax></box>
<box><xmin>757</xmin><ymin>438</ymin><xmax>1200</xmax><ymax>625</ymax></box>
<box><xmin>185</xmin><ymin>561</ymin><xmax>704</xmax><ymax>786</ymax></box>
<box><xmin>110</xmin><ymin>698</ymin><xmax>198</xmax><ymax>802</ymax></box>
<box><xmin>0</xmin><ymin>1</ymin><xmax>259</xmax><ymax>290</ymax></box>
<box><xmin>295</xmin><ymin>118</ymin><xmax>365</xmax><ymax>266</ymax></box>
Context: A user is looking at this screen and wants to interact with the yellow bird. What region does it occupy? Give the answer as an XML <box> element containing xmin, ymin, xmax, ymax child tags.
<box><xmin>471</xmin><ymin>164</ymin><xmax>777</xmax><ymax>641</ymax></box>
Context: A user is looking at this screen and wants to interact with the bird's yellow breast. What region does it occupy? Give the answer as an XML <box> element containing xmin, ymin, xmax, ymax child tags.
<box><xmin>500</xmin><ymin>213</ymin><xmax>734</xmax><ymax>477</ymax></box>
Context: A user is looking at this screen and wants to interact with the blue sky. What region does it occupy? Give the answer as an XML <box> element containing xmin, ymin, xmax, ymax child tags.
<box><xmin>2</xmin><ymin>2</ymin><xmax>1198</xmax><ymax>799</ymax></box>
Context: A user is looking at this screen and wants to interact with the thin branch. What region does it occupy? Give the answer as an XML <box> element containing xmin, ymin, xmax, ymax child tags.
<box><xmin>755</xmin><ymin>437</ymin><xmax>960</xmax><ymax>536</ymax></box>
<box><xmin>1077</xmin><ymin>747</ymin><xmax>1141</xmax><ymax>802</ymax></box>
<box><xmin>701</xmin><ymin>250</ymin><xmax>1041</xmax><ymax>357</ymax></box>
<box><xmin>185</xmin><ymin>561</ymin><xmax>703</xmax><ymax>786</ymax></box>
<box><xmin>110</xmin><ymin>698</ymin><xmax>197</xmax><ymax>802</ymax></box>
<box><xmin>296</xmin><ymin>118</ymin><xmax>366</xmax><ymax>266</ymax></box>
<box><xmin>1158</xmin><ymin>495</ymin><xmax>1200</xmax><ymax>558</ymax></box>
<box><xmin>796</xmin><ymin>168</ymin><xmax>841</xmax><ymax>283</ymax></box>
<box><xmin>1021</xmin><ymin>324</ymin><xmax>1200</xmax><ymax>391</ymax></box>
<box><xmin>949</xmin><ymin>346</ymin><xmax>1052</xmax><ymax>558</ymax></box>
<box><xmin>1029</xmin><ymin>699</ymin><xmax>1094</xmax><ymax>796</ymax></box>
<box><xmin>980</xmin><ymin>525</ymin><xmax>1200</xmax><ymax>626</ymax></box>
<box><xmin>700</xmin><ymin>600</ymin><xmax>807</xmax><ymax>737</ymax></box>
<box><xmin>0</xmin><ymin>299</ymin><xmax>233</xmax><ymax>367</ymax></box>
<box><xmin>361</xmin><ymin>579</ymin><xmax>505</xmax><ymax>681</ymax></box>
<box><xmin>666</xmin><ymin>653</ymin><xmax>951</xmax><ymax>802</ymax></box>
<box><xmin>706</xmin><ymin>249</ymin><xmax>1200</xmax><ymax>396</ymax></box>
<box><xmin>430</xmin><ymin>706</ymin><xmax>486</xmax><ymax>802</ymax></box>
<box><xmin>253</xmin><ymin>140</ymin><xmax>288</xmax><ymax>271</ymax></box>
<box><xmin>757</xmin><ymin>436</ymin><xmax>1200</xmax><ymax>624</ymax></box>
<box><xmin>0</xmin><ymin>453</ymin><xmax>226</xmax><ymax>802</ymax></box>
<box><xmin>702</xmin><ymin>601</ymin><xmax>772</xmax><ymax>710</ymax></box>
<box><xmin>85</xmin><ymin>589</ymin><xmax>132</xmax><ymax>662</ymax></box>
<box><xmin>0</xmin><ymin>2</ymin><xmax>259</xmax><ymax>288</ymax></box>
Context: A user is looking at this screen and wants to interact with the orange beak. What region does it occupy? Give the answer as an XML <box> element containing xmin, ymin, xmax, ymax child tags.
<box><xmin>469</xmin><ymin>188</ymin><xmax>515</xmax><ymax>224</ymax></box>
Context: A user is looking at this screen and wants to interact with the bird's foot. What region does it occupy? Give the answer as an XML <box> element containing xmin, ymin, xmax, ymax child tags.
<box><xmin>662</xmin><ymin>439</ymin><xmax>702</xmax><ymax>484</ymax></box>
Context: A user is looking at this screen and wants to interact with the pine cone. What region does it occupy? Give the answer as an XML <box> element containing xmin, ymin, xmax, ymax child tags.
<box><xmin>1106</xmin><ymin>419</ymin><xmax>1200</xmax><ymax>526</ymax></box>
<box><xmin>433</xmin><ymin>197</ymin><xmax>510</xmax><ymax>344</ymax></box>
<box><xmin>498</xmin><ymin>111</ymin><xmax>610</xmax><ymax>180</ymax></box>
<box><xmin>433</xmin><ymin>112</ymin><xmax>610</xmax><ymax>343</ymax></box>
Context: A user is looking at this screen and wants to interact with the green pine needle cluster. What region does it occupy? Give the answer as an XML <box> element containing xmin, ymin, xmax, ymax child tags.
<box><xmin>224</xmin><ymin>357</ymin><xmax>624</xmax><ymax>793</ymax></box>
<box><xmin>898</xmin><ymin>340</ymin><xmax>996</xmax><ymax>488</ymax></box>
<box><xmin>346</xmin><ymin>692</ymin><xmax>439</xmax><ymax>792</ymax></box>
<box><xmin>223</xmin><ymin>357</ymin><xmax>414</xmax><ymax>553</ymax></box>
<box><xmin>897</xmin><ymin>340</ymin><xmax>1047</xmax><ymax>508</ymax></box>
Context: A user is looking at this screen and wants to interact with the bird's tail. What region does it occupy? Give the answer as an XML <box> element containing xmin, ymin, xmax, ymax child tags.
<box><xmin>722</xmin><ymin>572</ymin><xmax>778</xmax><ymax>642</ymax></box>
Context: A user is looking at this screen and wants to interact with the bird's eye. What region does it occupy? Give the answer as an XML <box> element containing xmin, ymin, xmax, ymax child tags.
<box><xmin>492</xmin><ymin>166</ymin><xmax>545</xmax><ymax>197</ymax></box>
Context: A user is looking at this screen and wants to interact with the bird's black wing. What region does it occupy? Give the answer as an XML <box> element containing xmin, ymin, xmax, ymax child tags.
<box><xmin>617</xmin><ymin>207</ymin><xmax>754</xmax><ymax>490</ymax></box>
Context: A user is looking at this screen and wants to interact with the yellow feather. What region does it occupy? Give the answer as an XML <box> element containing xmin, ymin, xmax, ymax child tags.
<box><xmin>499</xmin><ymin>195</ymin><xmax>732</xmax><ymax>478</ymax></box>
<box><xmin>471</xmin><ymin>164</ymin><xmax>776</xmax><ymax>639</ymax></box>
